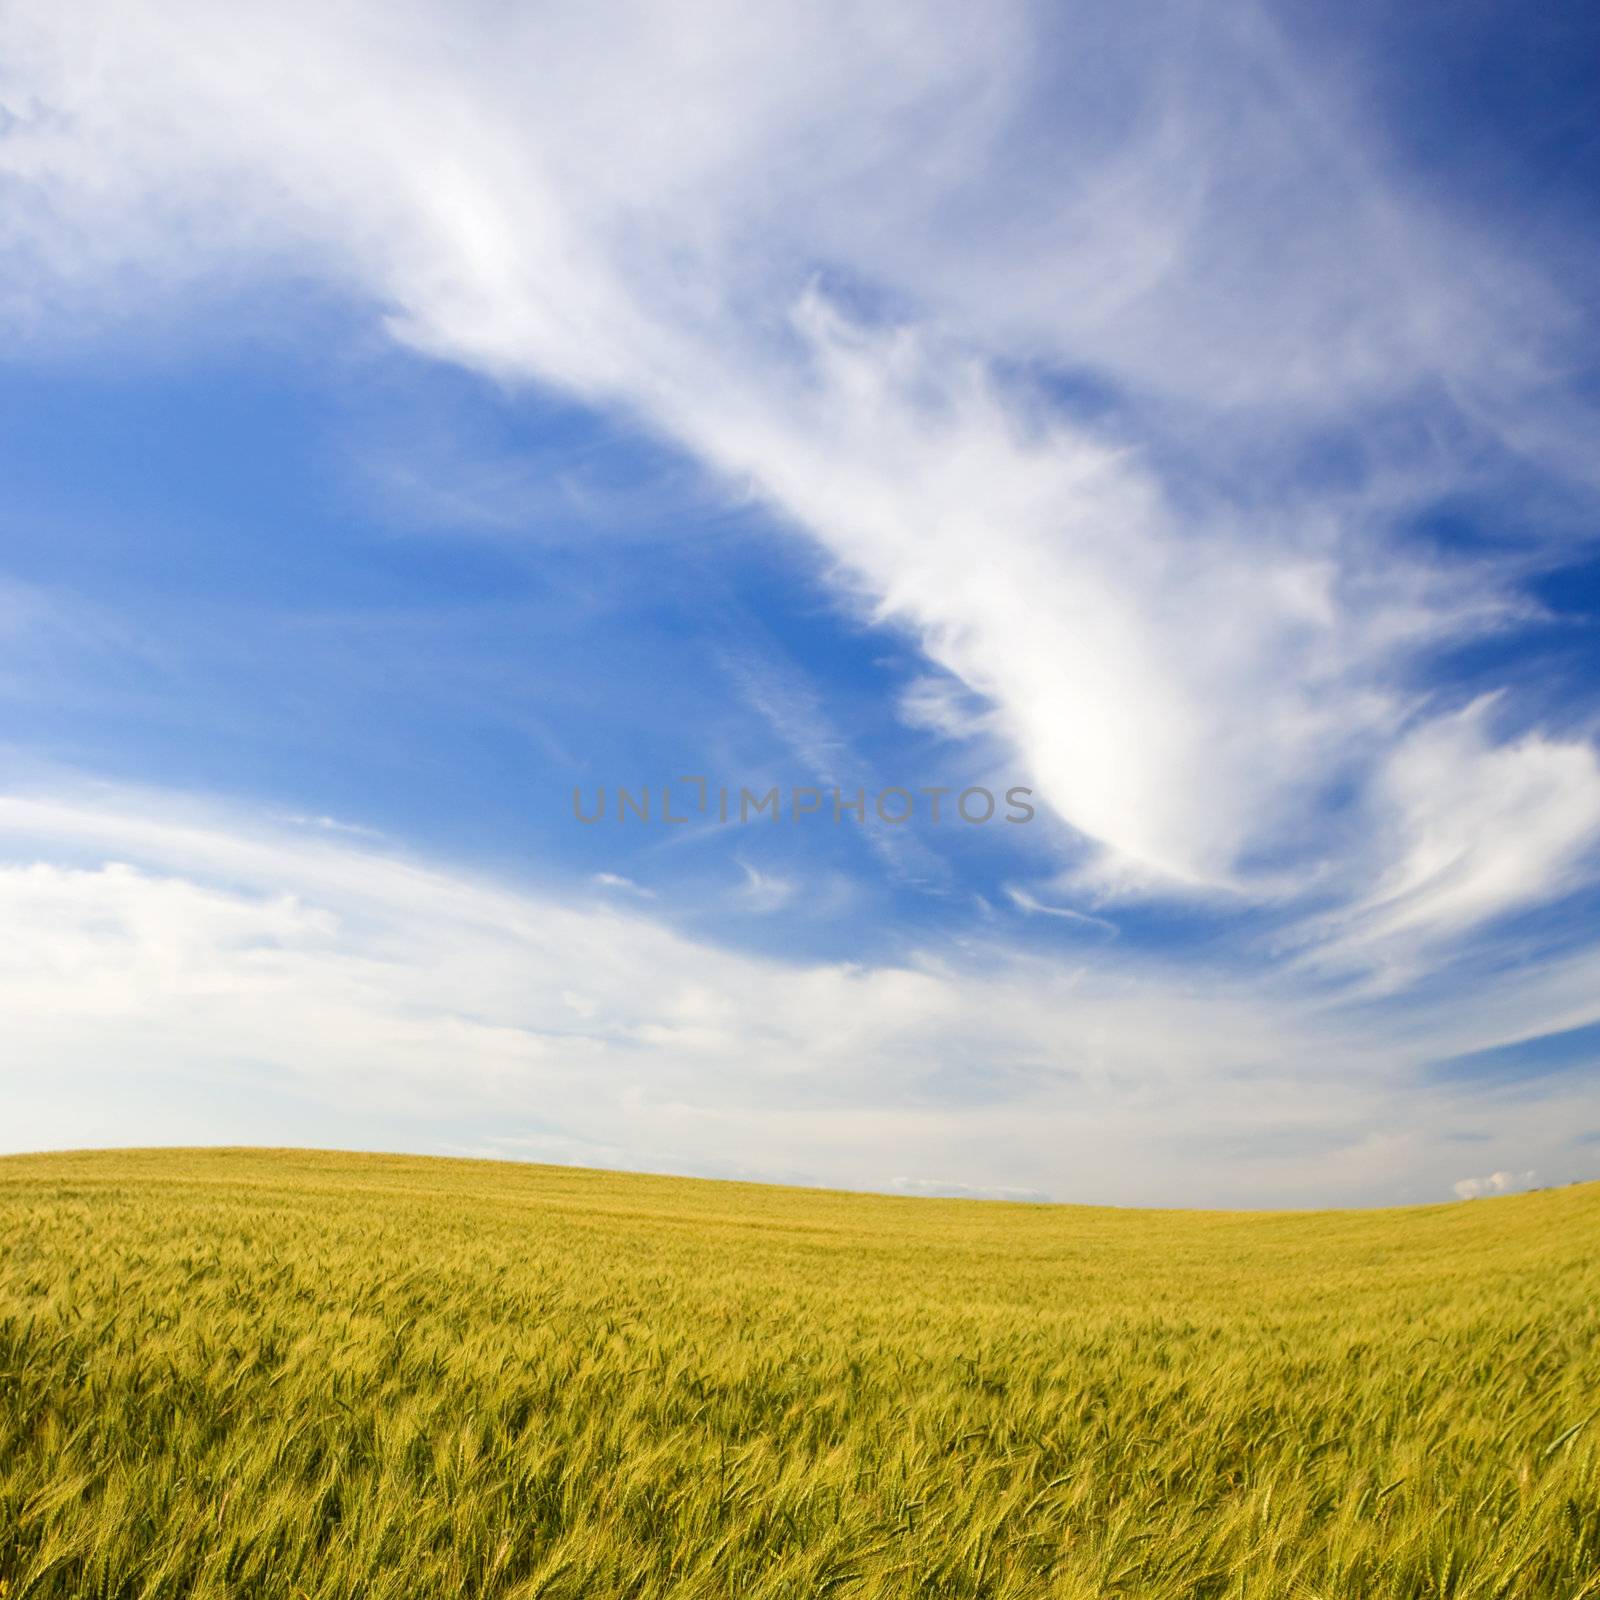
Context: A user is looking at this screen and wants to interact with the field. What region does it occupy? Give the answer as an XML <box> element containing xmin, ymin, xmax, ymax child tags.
<box><xmin>1</xmin><ymin>1150</ymin><xmax>1596</xmax><ymax>1599</ymax></box>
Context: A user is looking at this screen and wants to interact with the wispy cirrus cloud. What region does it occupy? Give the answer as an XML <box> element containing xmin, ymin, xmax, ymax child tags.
<box><xmin>3</xmin><ymin>0</ymin><xmax>1596</xmax><ymax>955</ymax></box>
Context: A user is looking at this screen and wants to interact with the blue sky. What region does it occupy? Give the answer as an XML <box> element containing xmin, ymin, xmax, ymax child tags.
<box><xmin>1</xmin><ymin>0</ymin><xmax>1598</xmax><ymax>1205</ymax></box>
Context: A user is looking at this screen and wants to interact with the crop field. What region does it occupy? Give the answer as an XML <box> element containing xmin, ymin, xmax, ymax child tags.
<box><xmin>0</xmin><ymin>1149</ymin><xmax>1596</xmax><ymax>1599</ymax></box>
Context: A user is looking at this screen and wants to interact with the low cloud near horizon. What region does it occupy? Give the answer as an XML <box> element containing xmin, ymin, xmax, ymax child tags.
<box><xmin>0</xmin><ymin>786</ymin><xmax>1594</xmax><ymax>1207</ymax></box>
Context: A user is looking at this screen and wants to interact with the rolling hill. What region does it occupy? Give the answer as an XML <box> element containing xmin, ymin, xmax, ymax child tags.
<box><xmin>1</xmin><ymin>1148</ymin><xmax>1596</xmax><ymax>1598</ymax></box>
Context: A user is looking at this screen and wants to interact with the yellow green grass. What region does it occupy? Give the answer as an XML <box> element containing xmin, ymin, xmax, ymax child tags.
<box><xmin>1</xmin><ymin>1148</ymin><xmax>1597</xmax><ymax>1599</ymax></box>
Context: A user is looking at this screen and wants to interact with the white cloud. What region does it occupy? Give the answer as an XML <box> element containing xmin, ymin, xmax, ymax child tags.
<box><xmin>1004</xmin><ymin>885</ymin><xmax>1117</xmax><ymax>935</ymax></box>
<box><xmin>735</xmin><ymin>860</ymin><xmax>797</xmax><ymax>914</ymax></box>
<box><xmin>1309</xmin><ymin>700</ymin><xmax>1600</xmax><ymax>984</ymax></box>
<box><xmin>1453</xmin><ymin>1169</ymin><xmax>1537</xmax><ymax>1201</ymax></box>
<box><xmin>896</xmin><ymin>676</ymin><xmax>994</xmax><ymax>743</ymax></box>
<box><xmin>3</xmin><ymin>0</ymin><xmax>1596</xmax><ymax>963</ymax></box>
<box><xmin>0</xmin><ymin>783</ymin><xmax>1595</xmax><ymax>1206</ymax></box>
<box><xmin>592</xmin><ymin>871</ymin><xmax>654</xmax><ymax>897</ymax></box>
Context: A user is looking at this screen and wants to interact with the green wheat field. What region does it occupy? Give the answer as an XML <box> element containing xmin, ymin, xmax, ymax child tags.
<box><xmin>1</xmin><ymin>1149</ymin><xmax>1596</xmax><ymax>1599</ymax></box>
